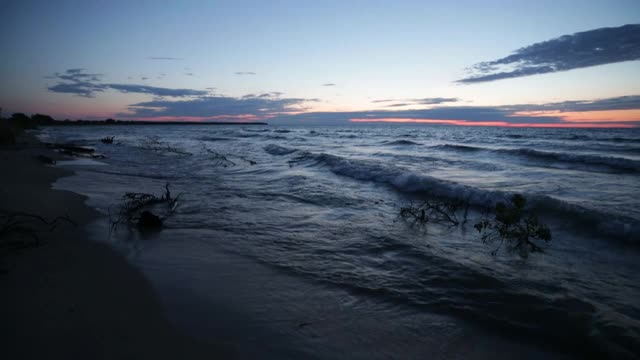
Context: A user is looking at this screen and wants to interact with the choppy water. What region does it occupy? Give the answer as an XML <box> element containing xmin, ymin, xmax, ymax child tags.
<box><xmin>40</xmin><ymin>124</ymin><xmax>640</xmax><ymax>358</ymax></box>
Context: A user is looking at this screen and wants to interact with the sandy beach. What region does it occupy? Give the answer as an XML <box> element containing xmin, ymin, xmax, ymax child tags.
<box><xmin>0</xmin><ymin>134</ymin><xmax>234</xmax><ymax>359</ymax></box>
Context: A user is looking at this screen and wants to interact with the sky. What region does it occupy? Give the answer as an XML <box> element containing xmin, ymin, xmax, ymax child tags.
<box><xmin>1</xmin><ymin>0</ymin><xmax>639</xmax><ymax>127</ymax></box>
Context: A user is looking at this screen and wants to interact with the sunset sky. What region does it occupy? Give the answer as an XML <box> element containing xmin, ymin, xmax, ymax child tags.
<box><xmin>1</xmin><ymin>0</ymin><xmax>639</xmax><ymax>127</ymax></box>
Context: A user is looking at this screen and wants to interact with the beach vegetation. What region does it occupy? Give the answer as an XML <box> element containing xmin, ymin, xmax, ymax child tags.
<box><xmin>100</xmin><ymin>136</ymin><xmax>115</xmax><ymax>144</ymax></box>
<box><xmin>399</xmin><ymin>193</ymin><xmax>552</xmax><ymax>258</ymax></box>
<box><xmin>474</xmin><ymin>194</ymin><xmax>552</xmax><ymax>257</ymax></box>
<box><xmin>399</xmin><ymin>197</ymin><xmax>470</xmax><ymax>227</ymax></box>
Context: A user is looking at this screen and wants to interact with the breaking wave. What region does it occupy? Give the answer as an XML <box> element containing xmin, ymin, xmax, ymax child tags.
<box><xmin>264</xmin><ymin>144</ymin><xmax>298</xmax><ymax>155</ymax></box>
<box><xmin>432</xmin><ymin>144</ymin><xmax>640</xmax><ymax>173</ymax></box>
<box><xmin>382</xmin><ymin>140</ymin><xmax>421</xmax><ymax>146</ymax></box>
<box><xmin>289</xmin><ymin>149</ymin><xmax>640</xmax><ymax>242</ymax></box>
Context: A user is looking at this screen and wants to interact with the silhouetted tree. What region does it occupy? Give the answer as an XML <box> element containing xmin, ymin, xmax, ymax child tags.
<box><xmin>9</xmin><ymin>113</ymin><xmax>37</xmax><ymax>129</ymax></box>
<box><xmin>31</xmin><ymin>114</ymin><xmax>55</xmax><ymax>124</ymax></box>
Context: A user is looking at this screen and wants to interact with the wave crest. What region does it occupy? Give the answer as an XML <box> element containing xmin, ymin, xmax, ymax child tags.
<box><xmin>264</xmin><ymin>144</ymin><xmax>298</xmax><ymax>155</ymax></box>
<box><xmin>291</xmin><ymin>150</ymin><xmax>640</xmax><ymax>242</ymax></box>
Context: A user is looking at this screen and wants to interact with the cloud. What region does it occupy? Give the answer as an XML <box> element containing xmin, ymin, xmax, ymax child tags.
<box><xmin>372</xmin><ymin>99</ymin><xmax>394</xmax><ymax>103</ymax></box>
<box><xmin>507</xmin><ymin>95</ymin><xmax>640</xmax><ymax>112</ymax></box>
<box><xmin>235</xmin><ymin>72</ymin><xmax>256</xmax><ymax>75</ymax></box>
<box><xmin>322</xmin><ymin>83</ymin><xmax>336</xmax><ymax>86</ymax></box>
<box><xmin>373</xmin><ymin>97</ymin><xmax>460</xmax><ymax>106</ymax></box>
<box><xmin>121</xmin><ymin>93</ymin><xmax>318</xmax><ymax>119</ymax></box>
<box><xmin>384</xmin><ymin>103</ymin><xmax>411</xmax><ymax>107</ymax></box>
<box><xmin>45</xmin><ymin>69</ymin><xmax>106</xmax><ymax>97</ymax></box>
<box><xmin>47</xmin><ymin>68</ymin><xmax>207</xmax><ymax>98</ymax></box>
<box><xmin>458</xmin><ymin>24</ymin><xmax>640</xmax><ymax>83</ymax></box>
<box><xmin>270</xmin><ymin>107</ymin><xmax>557</xmax><ymax>125</ymax></box>
<box><xmin>269</xmin><ymin>95</ymin><xmax>640</xmax><ymax>125</ymax></box>
<box><xmin>46</xmin><ymin>69</ymin><xmax>637</xmax><ymax>127</ymax></box>
<box><xmin>47</xmin><ymin>82</ymin><xmax>105</xmax><ymax>98</ymax></box>
<box><xmin>258</xmin><ymin>92</ymin><xmax>283</xmax><ymax>98</ymax></box>
<box><xmin>106</xmin><ymin>84</ymin><xmax>207</xmax><ymax>97</ymax></box>
<box><xmin>411</xmin><ymin>97</ymin><xmax>459</xmax><ymax>105</ymax></box>
<box><xmin>147</xmin><ymin>57</ymin><xmax>183</xmax><ymax>60</ymax></box>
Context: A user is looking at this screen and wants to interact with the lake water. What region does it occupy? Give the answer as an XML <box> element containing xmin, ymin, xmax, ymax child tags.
<box><xmin>40</xmin><ymin>124</ymin><xmax>640</xmax><ymax>359</ymax></box>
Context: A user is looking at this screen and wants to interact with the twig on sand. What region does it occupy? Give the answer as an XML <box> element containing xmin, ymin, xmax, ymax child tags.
<box><xmin>0</xmin><ymin>211</ymin><xmax>76</xmax><ymax>252</ymax></box>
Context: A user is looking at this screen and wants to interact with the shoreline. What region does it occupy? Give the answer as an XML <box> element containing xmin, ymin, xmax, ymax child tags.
<box><xmin>0</xmin><ymin>133</ymin><xmax>234</xmax><ymax>359</ymax></box>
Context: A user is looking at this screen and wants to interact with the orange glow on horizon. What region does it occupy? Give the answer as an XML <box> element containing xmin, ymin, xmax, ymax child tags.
<box><xmin>349</xmin><ymin>118</ymin><xmax>637</xmax><ymax>128</ymax></box>
<box><xmin>510</xmin><ymin>109</ymin><xmax>640</xmax><ymax>123</ymax></box>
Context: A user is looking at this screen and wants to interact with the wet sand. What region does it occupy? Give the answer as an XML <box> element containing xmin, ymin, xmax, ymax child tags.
<box><xmin>0</xmin><ymin>134</ymin><xmax>234</xmax><ymax>359</ymax></box>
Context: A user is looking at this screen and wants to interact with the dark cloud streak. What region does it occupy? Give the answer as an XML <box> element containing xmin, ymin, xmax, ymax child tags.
<box><xmin>373</xmin><ymin>97</ymin><xmax>460</xmax><ymax>106</ymax></box>
<box><xmin>270</xmin><ymin>95</ymin><xmax>640</xmax><ymax>125</ymax></box>
<box><xmin>458</xmin><ymin>24</ymin><xmax>640</xmax><ymax>83</ymax></box>
<box><xmin>122</xmin><ymin>94</ymin><xmax>317</xmax><ymax>118</ymax></box>
<box><xmin>47</xmin><ymin>69</ymin><xmax>207</xmax><ymax>98</ymax></box>
<box><xmin>107</xmin><ymin>84</ymin><xmax>207</xmax><ymax>97</ymax></box>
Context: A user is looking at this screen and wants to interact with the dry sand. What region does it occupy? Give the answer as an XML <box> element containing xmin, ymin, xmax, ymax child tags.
<box><xmin>0</xmin><ymin>134</ymin><xmax>234</xmax><ymax>359</ymax></box>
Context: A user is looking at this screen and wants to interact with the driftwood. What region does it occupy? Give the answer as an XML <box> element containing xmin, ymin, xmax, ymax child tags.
<box><xmin>238</xmin><ymin>156</ymin><xmax>257</xmax><ymax>165</ymax></box>
<box><xmin>109</xmin><ymin>183</ymin><xmax>180</xmax><ymax>235</ymax></box>
<box><xmin>51</xmin><ymin>143</ymin><xmax>94</xmax><ymax>153</ymax></box>
<box><xmin>200</xmin><ymin>143</ymin><xmax>257</xmax><ymax>166</ymax></box>
<box><xmin>399</xmin><ymin>197</ymin><xmax>470</xmax><ymax>227</ymax></box>
<box><xmin>0</xmin><ymin>211</ymin><xmax>76</xmax><ymax>252</ymax></box>
<box><xmin>142</xmin><ymin>137</ymin><xmax>192</xmax><ymax>156</ymax></box>
<box><xmin>201</xmin><ymin>144</ymin><xmax>236</xmax><ymax>167</ymax></box>
<box><xmin>36</xmin><ymin>155</ymin><xmax>56</xmax><ymax>165</ymax></box>
<box><xmin>45</xmin><ymin>143</ymin><xmax>106</xmax><ymax>158</ymax></box>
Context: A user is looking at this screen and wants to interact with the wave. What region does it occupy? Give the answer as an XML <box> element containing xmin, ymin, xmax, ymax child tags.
<box><xmin>501</xmin><ymin>148</ymin><xmax>640</xmax><ymax>173</ymax></box>
<box><xmin>264</xmin><ymin>144</ymin><xmax>298</xmax><ymax>155</ymax></box>
<box><xmin>556</xmin><ymin>135</ymin><xmax>640</xmax><ymax>143</ymax></box>
<box><xmin>432</xmin><ymin>144</ymin><xmax>480</xmax><ymax>152</ymax></box>
<box><xmin>300</xmin><ymin>239</ymin><xmax>639</xmax><ymax>358</ymax></box>
<box><xmin>198</xmin><ymin>136</ymin><xmax>232</xmax><ymax>142</ymax></box>
<box><xmin>265</xmin><ymin>135</ymin><xmax>288</xmax><ymax>140</ymax></box>
<box><xmin>499</xmin><ymin>134</ymin><xmax>526</xmax><ymax>139</ymax></box>
<box><xmin>383</xmin><ymin>140</ymin><xmax>421</xmax><ymax>146</ymax></box>
<box><xmin>288</xmin><ymin>149</ymin><xmax>640</xmax><ymax>242</ymax></box>
<box><xmin>557</xmin><ymin>134</ymin><xmax>592</xmax><ymax>141</ymax></box>
<box><xmin>432</xmin><ymin>144</ymin><xmax>640</xmax><ymax>173</ymax></box>
<box><xmin>610</xmin><ymin>136</ymin><xmax>640</xmax><ymax>144</ymax></box>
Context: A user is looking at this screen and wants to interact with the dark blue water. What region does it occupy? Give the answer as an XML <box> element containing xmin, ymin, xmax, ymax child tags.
<box><xmin>40</xmin><ymin>125</ymin><xmax>640</xmax><ymax>358</ymax></box>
